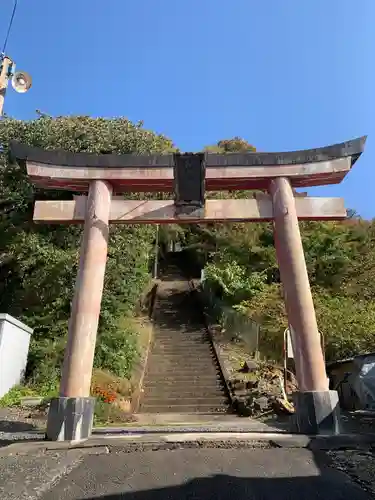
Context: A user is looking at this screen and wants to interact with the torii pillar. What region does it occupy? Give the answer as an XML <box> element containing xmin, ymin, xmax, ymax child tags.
<box><xmin>47</xmin><ymin>180</ymin><xmax>113</xmax><ymax>441</ymax></box>
<box><xmin>271</xmin><ymin>177</ymin><xmax>337</xmax><ymax>434</ymax></box>
<box><xmin>10</xmin><ymin>136</ymin><xmax>366</xmax><ymax>441</ymax></box>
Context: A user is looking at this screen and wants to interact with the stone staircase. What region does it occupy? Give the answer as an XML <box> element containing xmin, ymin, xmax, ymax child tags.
<box><xmin>139</xmin><ymin>266</ymin><xmax>230</xmax><ymax>414</ymax></box>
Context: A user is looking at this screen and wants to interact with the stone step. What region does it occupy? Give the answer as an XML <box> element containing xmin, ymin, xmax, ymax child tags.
<box><xmin>149</xmin><ymin>348</ymin><xmax>213</xmax><ymax>354</ymax></box>
<box><xmin>146</xmin><ymin>362</ymin><xmax>218</xmax><ymax>369</ymax></box>
<box><xmin>143</xmin><ymin>386</ymin><xmax>225</xmax><ymax>395</ymax></box>
<box><xmin>151</xmin><ymin>341</ymin><xmax>211</xmax><ymax>346</ymax></box>
<box><xmin>146</xmin><ymin>356</ymin><xmax>218</xmax><ymax>364</ymax></box>
<box><xmin>153</xmin><ymin>328</ymin><xmax>206</xmax><ymax>334</ymax></box>
<box><xmin>152</xmin><ymin>335</ymin><xmax>208</xmax><ymax>340</ymax></box>
<box><xmin>151</xmin><ymin>341</ymin><xmax>212</xmax><ymax>347</ymax></box>
<box><xmin>142</xmin><ymin>397</ymin><xmax>229</xmax><ymax>406</ymax></box>
<box><xmin>143</xmin><ymin>384</ymin><xmax>224</xmax><ymax>392</ymax></box>
<box><xmin>146</xmin><ymin>358</ymin><xmax>218</xmax><ymax>365</ymax></box>
<box><xmin>145</xmin><ymin>364</ymin><xmax>219</xmax><ymax>373</ymax></box>
<box><xmin>149</xmin><ymin>346</ymin><xmax>214</xmax><ymax>353</ymax></box>
<box><xmin>151</xmin><ymin>346</ymin><xmax>210</xmax><ymax>351</ymax></box>
<box><xmin>146</xmin><ymin>362</ymin><xmax>219</xmax><ymax>371</ymax></box>
<box><xmin>143</xmin><ymin>377</ymin><xmax>224</xmax><ymax>392</ymax></box>
<box><xmin>142</xmin><ymin>389</ymin><xmax>227</xmax><ymax>397</ymax></box>
<box><xmin>143</xmin><ymin>377</ymin><xmax>224</xmax><ymax>386</ymax></box>
<box><xmin>145</xmin><ymin>371</ymin><xmax>219</xmax><ymax>379</ymax></box>
<box><xmin>150</xmin><ymin>349</ymin><xmax>213</xmax><ymax>354</ymax></box>
<box><xmin>143</xmin><ymin>382</ymin><xmax>224</xmax><ymax>389</ymax></box>
<box><xmin>142</xmin><ymin>388</ymin><xmax>227</xmax><ymax>398</ymax></box>
<box><xmin>150</xmin><ymin>345</ymin><xmax>214</xmax><ymax>359</ymax></box>
<box><xmin>139</xmin><ymin>404</ymin><xmax>230</xmax><ymax>413</ymax></box>
<box><xmin>141</xmin><ymin>273</ymin><xmax>228</xmax><ymax>414</ymax></box>
<box><xmin>152</xmin><ymin>335</ymin><xmax>211</xmax><ymax>346</ymax></box>
<box><xmin>152</xmin><ymin>339</ymin><xmax>212</xmax><ymax>350</ymax></box>
<box><xmin>152</xmin><ymin>334</ymin><xmax>208</xmax><ymax>339</ymax></box>
<box><xmin>147</xmin><ymin>358</ymin><xmax>218</xmax><ymax>374</ymax></box>
<box><xmin>143</xmin><ymin>373</ymin><xmax>223</xmax><ymax>381</ymax></box>
<box><xmin>149</xmin><ymin>350</ymin><xmax>214</xmax><ymax>357</ymax></box>
<box><xmin>153</xmin><ymin>346</ymin><xmax>213</xmax><ymax>351</ymax></box>
<box><xmin>143</xmin><ymin>395</ymin><xmax>227</xmax><ymax>403</ymax></box>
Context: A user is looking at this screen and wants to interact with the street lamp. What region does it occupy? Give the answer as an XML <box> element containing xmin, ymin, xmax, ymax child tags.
<box><xmin>0</xmin><ymin>54</ymin><xmax>32</xmax><ymax>116</ymax></box>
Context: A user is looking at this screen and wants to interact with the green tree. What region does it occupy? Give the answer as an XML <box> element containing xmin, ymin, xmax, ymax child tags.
<box><xmin>183</xmin><ymin>139</ymin><xmax>375</xmax><ymax>362</ymax></box>
<box><xmin>0</xmin><ymin>115</ymin><xmax>175</xmax><ymax>385</ymax></box>
<box><xmin>204</xmin><ymin>137</ymin><xmax>256</xmax><ymax>153</ymax></box>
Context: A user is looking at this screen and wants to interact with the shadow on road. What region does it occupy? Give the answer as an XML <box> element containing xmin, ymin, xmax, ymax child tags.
<box><xmin>0</xmin><ymin>419</ymin><xmax>37</xmax><ymax>433</ymax></box>
<box><xmin>76</xmin><ymin>470</ymin><xmax>370</xmax><ymax>500</ymax></box>
<box><xmin>60</xmin><ymin>448</ymin><xmax>372</xmax><ymax>500</ymax></box>
<box><xmin>0</xmin><ymin>419</ymin><xmax>44</xmax><ymax>448</ymax></box>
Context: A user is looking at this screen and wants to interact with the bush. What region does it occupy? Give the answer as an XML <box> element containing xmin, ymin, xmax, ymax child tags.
<box><xmin>182</xmin><ymin>139</ymin><xmax>375</xmax><ymax>364</ymax></box>
<box><xmin>0</xmin><ymin>386</ymin><xmax>37</xmax><ymax>407</ymax></box>
<box><xmin>93</xmin><ymin>400</ymin><xmax>134</xmax><ymax>426</ymax></box>
<box><xmin>199</xmin><ymin>219</ymin><xmax>375</xmax><ymax>363</ymax></box>
<box><xmin>204</xmin><ymin>260</ymin><xmax>266</xmax><ymax>305</ymax></box>
<box><xmin>95</xmin><ymin>325</ymin><xmax>139</xmax><ymax>379</ymax></box>
<box><xmin>314</xmin><ymin>292</ymin><xmax>375</xmax><ymax>361</ymax></box>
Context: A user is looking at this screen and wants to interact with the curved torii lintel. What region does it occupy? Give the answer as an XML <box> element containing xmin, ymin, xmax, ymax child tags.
<box><xmin>9</xmin><ymin>136</ymin><xmax>367</xmax><ymax>192</ymax></box>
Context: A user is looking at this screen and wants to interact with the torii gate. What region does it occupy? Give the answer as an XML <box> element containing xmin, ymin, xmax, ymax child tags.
<box><xmin>10</xmin><ymin>136</ymin><xmax>366</xmax><ymax>442</ymax></box>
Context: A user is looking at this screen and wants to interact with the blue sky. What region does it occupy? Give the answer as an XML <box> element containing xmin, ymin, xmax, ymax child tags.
<box><xmin>1</xmin><ymin>0</ymin><xmax>374</xmax><ymax>217</ymax></box>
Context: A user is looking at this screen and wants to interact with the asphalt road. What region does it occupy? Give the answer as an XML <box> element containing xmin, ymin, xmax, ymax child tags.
<box><xmin>36</xmin><ymin>447</ymin><xmax>371</xmax><ymax>500</ymax></box>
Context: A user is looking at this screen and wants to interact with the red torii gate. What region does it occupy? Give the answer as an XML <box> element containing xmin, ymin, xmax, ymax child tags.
<box><xmin>10</xmin><ymin>136</ymin><xmax>366</xmax><ymax>441</ymax></box>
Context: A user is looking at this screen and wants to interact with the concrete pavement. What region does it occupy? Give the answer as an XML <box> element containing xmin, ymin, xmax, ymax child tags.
<box><xmin>0</xmin><ymin>442</ymin><xmax>372</xmax><ymax>499</ymax></box>
<box><xmin>41</xmin><ymin>447</ymin><xmax>371</xmax><ymax>499</ymax></box>
<box><xmin>0</xmin><ymin>450</ymin><xmax>84</xmax><ymax>500</ymax></box>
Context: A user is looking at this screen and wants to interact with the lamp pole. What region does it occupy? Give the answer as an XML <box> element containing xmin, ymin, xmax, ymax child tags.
<box><xmin>153</xmin><ymin>224</ymin><xmax>159</xmax><ymax>279</ymax></box>
<box><xmin>0</xmin><ymin>56</ymin><xmax>12</xmax><ymax>116</ymax></box>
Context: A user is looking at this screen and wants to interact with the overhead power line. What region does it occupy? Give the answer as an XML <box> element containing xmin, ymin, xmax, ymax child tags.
<box><xmin>2</xmin><ymin>0</ymin><xmax>18</xmax><ymax>55</ymax></box>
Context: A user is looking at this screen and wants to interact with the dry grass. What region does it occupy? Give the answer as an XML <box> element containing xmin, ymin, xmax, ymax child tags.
<box><xmin>92</xmin><ymin>315</ymin><xmax>153</xmax><ymax>425</ymax></box>
<box><xmin>133</xmin><ymin>316</ymin><xmax>153</xmax><ymax>360</ymax></box>
<box><xmin>91</xmin><ymin>369</ymin><xmax>133</xmax><ymax>397</ymax></box>
<box><xmin>92</xmin><ymin>316</ymin><xmax>153</xmax><ymax>398</ymax></box>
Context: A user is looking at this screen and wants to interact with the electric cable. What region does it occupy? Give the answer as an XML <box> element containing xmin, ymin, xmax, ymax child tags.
<box><xmin>2</xmin><ymin>0</ymin><xmax>18</xmax><ymax>56</ymax></box>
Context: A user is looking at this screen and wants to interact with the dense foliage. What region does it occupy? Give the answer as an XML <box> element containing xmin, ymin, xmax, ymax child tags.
<box><xmin>0</xmin><ymin>115</ymin><xmax>175</xmax><ymax>388</ymax></box>
<box><xmin>176</xmin><ymin>141</ymin><xmax>375</xmax><ymax>363</ymax></box>
<box><xmin>195</xmin><ymin>218</ymin><xmax>375</xmax><ymax>361</ymax></box>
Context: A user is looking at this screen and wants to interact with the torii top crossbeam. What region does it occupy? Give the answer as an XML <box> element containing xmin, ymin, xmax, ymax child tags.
<box><xmin>10</xmin><ymin>136</ymin><xmax>366</xmax><ymax>193</ymax></box>
<box><xmin>9</xmin><ymin>136</ymin><xmax>367</xmax><ymax>224</ymax></box>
